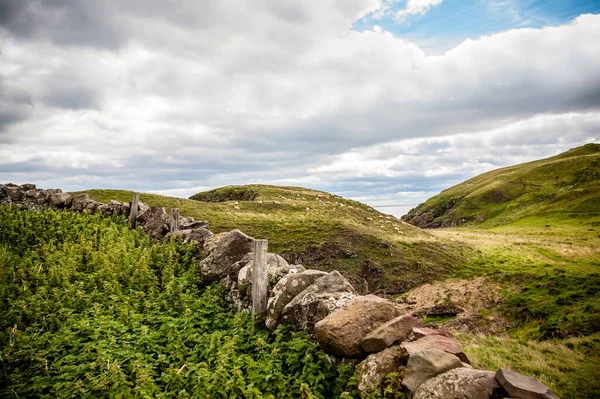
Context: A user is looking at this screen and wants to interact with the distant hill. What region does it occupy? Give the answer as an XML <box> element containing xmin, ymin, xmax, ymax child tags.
<box><xmin>78</xmin><ymin>184</ymin><xmax>464</xmax><ymax>294</ymax></box>
<box><xmin>403</xmin><ymin>143</ymin><xmax>600</xmax><ymax>228</ymax></box>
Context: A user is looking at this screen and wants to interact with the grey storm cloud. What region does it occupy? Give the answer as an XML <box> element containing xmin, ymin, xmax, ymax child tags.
<box><xmin>0</xmin><ymin>0</ymin><xmax>599</xmax><ymax>215</ymax></box>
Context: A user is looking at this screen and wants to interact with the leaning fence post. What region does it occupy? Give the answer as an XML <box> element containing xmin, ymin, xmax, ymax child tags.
<box><xmin>129</xmin><ymin>193</ymin><xmax>139</xmax><ymax>229</ymax></box>
<box><xmin>251</xmin><ymin>239</ymin><xmax>268</xmax><ymax>329</ymax></box>
<box><xmin>170</xmin><ymin>208</ymin><xmax>180</xmax><ymax>233</ymax></box>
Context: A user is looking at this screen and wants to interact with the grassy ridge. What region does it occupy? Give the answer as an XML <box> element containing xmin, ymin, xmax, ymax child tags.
<box><xmin>403</xmin><ymin>143</ymin><xmax>600</xmax><ymax>228</ymax></box>
<box><xmin>0</xmin><ymin>206</ymin><xmax>360</xmax><ymax>398</ymax></box>
<box><xmin>77</xmin><ymin>185</ymin><xmax>465</xmax><ymax>294</ymax></box>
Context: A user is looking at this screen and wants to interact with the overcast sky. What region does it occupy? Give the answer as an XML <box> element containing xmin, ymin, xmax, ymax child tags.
<box><xmin>1</xmin><ymin>0</ymin><xmax>599</xmax><ymax>216</ymax></box>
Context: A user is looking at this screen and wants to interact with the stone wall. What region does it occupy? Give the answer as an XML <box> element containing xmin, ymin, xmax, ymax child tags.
<box><xmin>0</xmin><ymin>183</ymin><xmax>560</xmax><ymax>399</ymax></box>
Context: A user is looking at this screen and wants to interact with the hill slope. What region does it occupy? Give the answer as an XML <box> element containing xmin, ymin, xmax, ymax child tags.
<box><xmin>403</xmin><ymin>143</ymin><xmax>600</xmax><ymax>228</ymax></box>
<box><xmin>78</xmin><ymin>185</ymin><xmax>465</xmax><ymax>294</ymax></box>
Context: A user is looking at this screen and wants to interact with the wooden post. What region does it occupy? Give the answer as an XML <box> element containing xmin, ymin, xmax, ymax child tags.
<box><xmin>170</xmin><ymin>208</ymin><xmax>180</xmax><ymax>233</ymax></box>
<box><xmin>129</xmin><ymin>193</ymin><xmax>139</xmax><ymax>229</ymax></box>
<box><xmin>251</xmin><ymin>239</ymin><xmax>269</xmax><ymax>322</ymax></box>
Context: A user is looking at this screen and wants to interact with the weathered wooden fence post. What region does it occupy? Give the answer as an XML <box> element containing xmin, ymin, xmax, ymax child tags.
<box><xmin>251</xmin><ymin>239</ymin><xmax>268</xmax><ymax>330</ymax></box>
<box><xmin>170</xmin><ymin>208</ymin><xmax>180</xmax><ymax>233</ymax></box>
<box><xmin>129</xmin><ymin>193</ymin><xmax>139</xmax><ymax>229</ymax></box>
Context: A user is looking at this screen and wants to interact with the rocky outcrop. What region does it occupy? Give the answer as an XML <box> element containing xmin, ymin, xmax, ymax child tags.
<box><xmin>315</xmin><ymin>295</ymin><xmax>406</xmax><ymax>358</ymax></box>
<box><xmin>266</xmin><ymin>269</ymin><xmax>328</xmax><ymax>330</ymax></box>
<box><xmin>356</xmin><ymin>345</ymin><xmax>408</xmax><ymax>398</ymax></box>
<box><xmin>413</xmin><ymin>368</ymin><xmax>506</xmax><ymax>399</ymax></box>
<box><xmin>495</xmin><ymin>369</ymin><xmax>559</xmax><ymax>399</ymax></box>
<box><xmin>199</xmin><ymin>230</ymin><xmax>255</xmax><ymax>284</ymax></box>
<box><xmin>280</xmin><ymin>271</ymin><xmax>357</xmax><ymax>332</ymax></box>
<box><xmin>360</xmin><ymin>314</ymin><xmax>423</xmax><ymax>353</ymax></box>
<box><xmin>401</xmin><ymin>334</ymin><xmax>470</xmax><ymax>364</ymax></box>
<box><xmin>402</xmin><ymin>349</ymin><xmax>464</xmax><ymax>396</ymax></box>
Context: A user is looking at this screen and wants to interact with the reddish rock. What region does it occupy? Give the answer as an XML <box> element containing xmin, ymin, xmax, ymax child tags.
<box><xmin>410</xmin><ymin>326</ymin><xmax>454</xmax><ymax>340</ymax></box>
<box><xmin>315</xmin><ymin>295</ymin><xmax>406</xmax><ymax>358</ymax></box>
<box><xmin>495</xmin><ymin>369</ymin><xmax>560</xmax><ymax>399</ymax></box>
<box><xmin>402</xmin><ymin>334</ymin><xmax>470</xmax><ymax>364</ymax></box>
<box><xmin>361</xmin><ymin>314</ymin><xmax>423</xmax><ymax>353</ymax></box>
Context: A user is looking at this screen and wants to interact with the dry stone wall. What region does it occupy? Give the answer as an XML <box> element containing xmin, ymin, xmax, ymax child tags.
<box><xmin>0</xmin><ymin>183</ymin><xmax>561</xmax><ymax>399</ymax></box>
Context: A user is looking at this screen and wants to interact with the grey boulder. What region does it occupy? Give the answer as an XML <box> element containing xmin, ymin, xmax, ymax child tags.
<box><xmin>413</xmin><ymin>368</ymin><xmax>506</xmax><ymax>399</ymax></box>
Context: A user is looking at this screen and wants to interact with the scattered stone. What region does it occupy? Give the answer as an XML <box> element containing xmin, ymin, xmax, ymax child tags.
<box><xmin>361</xmin><ymin>314</ymin><xmax>423</xmax><ymax>353</ymax></box>
<box><xmin>495</xmin><ymin>369</ymin><xmax>559</xmax><ymax>399</ymax></box>
<box><xmin>413</xmin><ymin>368</ymin><xmax>505</xmax><ymax>399</ymax></box>
<box><xmin>315</xmin><ymin>294</ymin><xmax>406</xmax><ymax>358</ymax></box>
<box><xmin>281</xmin><ymin>271</ymin><xmax>357</xmax><ymax>332</ymax></box>
<box><xmin>402</xmin><ymin>334</ymin><xmax>470</xmax><ymax>364</ymax></box>
<box><xmin>357</xmin><ymin>345</ymin><xmax>408</xmax><ymax>398</ymax></box>
<box><xmin>402</xmin><ymin>349</ymin><xmax>464</xmax><ymax>395</ymax></box>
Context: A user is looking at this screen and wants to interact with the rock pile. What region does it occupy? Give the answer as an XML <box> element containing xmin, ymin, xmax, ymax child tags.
<box><xmin>1</xmin><ymin>183</ymin><xmax>561</xmax><ymax>399</ymax></box>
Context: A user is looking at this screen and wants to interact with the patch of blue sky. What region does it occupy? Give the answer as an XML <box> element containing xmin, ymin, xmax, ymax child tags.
<box><xmin>353</xmin><ymin>0</ymin><xmax>600</xmax><ymax>54</ymax></box>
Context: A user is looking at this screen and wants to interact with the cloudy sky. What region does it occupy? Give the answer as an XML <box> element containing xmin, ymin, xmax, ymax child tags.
<box><xmin>1</xmin><ymin>0</ymin><xmax>599</xmax><ymax>216</ymax></box>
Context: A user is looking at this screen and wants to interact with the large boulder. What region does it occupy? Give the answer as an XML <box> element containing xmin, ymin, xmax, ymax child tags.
<box><xmin>495</xmin><ymin>369</ymin><xmax>559</xmax><ymax>399</ymax></box>
<box><xmin>266</xmin><ymin>269</ymin><xmax>328</xmax><ymax>330</ymax></box>
<box><xmin>402</xmin><ymin>334</ymin><xmax>470</xmax><ymax>363</ymax></box>
<box><xmin>402</xmin><ymin>349</ymin><xmax>464</xmax><ymax>396</ymax></box>
<box><xmin>315</xmin><ymin>295</ymin><xmax>406</xmax><ymax>358</ymax></box>
<box><xmin>280</xmin><ymin>271</ymin><xmax>357</xmax><ymax>332</ymax></box>
<box><xmin>413</xmin><ymin>368</ymin><xmax>506</xmax><ymax>399</ymax></box>
<box><xmin>361</xmin><ymin>314</ymin><xmax>423</xmax><ymax>353</ymax></box>
<box><xmin>356</xmin><ymin>345</ymin><xmax>408</xmax><ymax>398</ymax></box>
<box><xmin>199</xmin><ymin>230</ymin><xmax>255</xmax><ymax>284</ymax></box>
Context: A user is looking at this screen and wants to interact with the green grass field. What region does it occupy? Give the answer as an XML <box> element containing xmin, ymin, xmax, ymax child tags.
<box><xmin>76</xmin><ymin>185</ymin><xmax>465</xmax><ymax>295</ymax></box>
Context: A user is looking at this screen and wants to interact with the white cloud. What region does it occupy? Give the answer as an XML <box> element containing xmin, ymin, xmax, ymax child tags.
<box><xmin>0</xmin><ymin>2</ymin><xmax>599</xmax><ymax>215</ymax></box>
<box><xmin>395</xmin><ymin>0</ymin><xmax>444</xmax><ymax>21</ymax></box>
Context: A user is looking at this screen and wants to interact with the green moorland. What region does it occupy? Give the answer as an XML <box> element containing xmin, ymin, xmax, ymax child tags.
<box><xmin>399</xmin><ymin>144</ymin><xmax>600</xmax><ymax>398</ymax></box>
<box><xmin>403</xmin><ymin>143</ymin><xmax>600</xmax><ymax>228</ymax></box>
<box><xmin>0</xmin><ymin>206</ymin><xmax>369</xmax><ymax>398</ymax></box>
<box><xmin>76</xmin><ymin>185</ymin><xmax>466</xmax><ymax>294</ymax></box>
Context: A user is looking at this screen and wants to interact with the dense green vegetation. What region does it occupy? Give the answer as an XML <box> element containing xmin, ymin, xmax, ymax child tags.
<box><xmin>0</xmin><ymin>207</ymin><xmax>361</xmax><ymax>398</ymax></box>
<box><xmin>189</xmin><ymin>187</ymin><xmax>260</xmax><ymax>202</ymax></box>
<box><xmin>77</xmin><ymin>185</ymin><xmax>464</xmax><ymax>294</ymax></box>
<box><xmin>404</xmin><ymin>143</ymin><xmax>600</xmax><ymax>228</ymax></box>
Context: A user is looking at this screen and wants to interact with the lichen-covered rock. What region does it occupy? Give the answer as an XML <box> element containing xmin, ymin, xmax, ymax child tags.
<box><xmin>237</xmin><ymin>254</ymin><xmax>305</xmax><ymax>306</ymax></box>
<box><xmin>280</xmin><ymin>271</ymin><xmax>357</xmax><ymax>332</ymax></box>
<box><xmin>402</xmin><ymin>349</ymin><xmax>464</xmax><ymax>395</ymax></box>
<box><xmin>413</xmin><ymin>368</ymin><xmax>506</xmax><ymax>399</ymax></box>
<box><xmin>402</xmin><ymin>334</ymin><xmax>470</xmax><ymax>363</ymax></box>
<box><xmin>199</xmin><ymin>230</ymin><xmax>255</xmax><ymax>284</ymax></box>
<box><xmin>179</xmin><ymin>217</ymin><xmax>209</xmax><ymax>230</ymax></box>
<box><xmin>495</xmin><ymin>369</ymin><xmax>560</xmax><ymax>399</ymax></box>
<box><xmin>266</xmin><ymin>269</ymin><xmax>328</xmax><ymax>331</ymax></box>
<box><xmin>361</xmin><ymin>314</ymin><xmax>423</xmax><ymax>353</ymax></box>
<box><xmin>315</xmin><ymin>294</ymin><xmax>405</xmax><ymax>358</ymax></box>
<box><xmin>356</xmin><ymin>345</ymin><xmax>408</xmax><ymax>398</ymax></box>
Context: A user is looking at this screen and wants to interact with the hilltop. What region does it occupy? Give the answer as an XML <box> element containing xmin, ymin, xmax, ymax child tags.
<box><xmin>403</xmin><ymin>143</ymin><xmax>600</xmax><ymax>228</ymax></box>
<box><xmin>77</xmin><ymin>185</ymin><xmax>465</xmax><ymax>294</ymax></box>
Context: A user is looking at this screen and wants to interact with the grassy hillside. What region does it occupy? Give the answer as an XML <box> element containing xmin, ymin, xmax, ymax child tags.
<box><xmin>77</xmin><ymin>185</ymin><xmax>466</xmax><ymax>294</ymax></box>
<box><xmin>0</xmin><ymin>206</ymin><xmax>361</xmax><ymax>398</ymax></box>
<box><xmin>403</xmin><ymin>143</ymin><xmax>600</xmax><ymax>228</ymax></box>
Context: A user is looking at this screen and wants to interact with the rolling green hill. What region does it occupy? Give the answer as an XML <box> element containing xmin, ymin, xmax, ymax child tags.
<box><xmin>403</xmin><ymin>143</ymin><xmax>600</xmax><ymax>228</ymax></box>
<box><xmin>77</xmin><ymin>185</ymin><xmax>465</xmax><ymax>295</ymax></box>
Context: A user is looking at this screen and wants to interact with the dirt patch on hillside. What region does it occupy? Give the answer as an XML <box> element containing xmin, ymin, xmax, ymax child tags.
<box><xmin>396</xmin><ymin>277</ymin><xmax>511</xmax><ymax>335</ymax></box>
